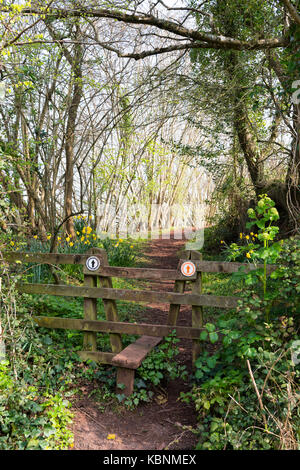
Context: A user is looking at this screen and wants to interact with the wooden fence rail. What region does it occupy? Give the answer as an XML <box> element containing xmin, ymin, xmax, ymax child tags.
<box><xmin>18</xmin><ymin>283</ymin><xmax>239</xmax><ymax>308</ymax></box>
<box><xmin>1</xmin><ymin>249</ymin><xmax>277</xmax><ymax>395</ymax></box>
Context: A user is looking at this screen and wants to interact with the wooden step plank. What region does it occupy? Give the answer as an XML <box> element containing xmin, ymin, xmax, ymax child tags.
<box><xmin>112</xmin><ymin>336</ymin><xmax>162</xmax><ymax>369</ymax></box>
<box><xmin>19</xmin><ymin>283</ymin><xmax>239</xmax><ymax>308</ymax></box>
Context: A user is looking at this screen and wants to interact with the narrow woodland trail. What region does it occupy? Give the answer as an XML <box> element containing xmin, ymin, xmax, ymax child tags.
<box><xmin>72</xmin><ymin>232</ymin><xmax>198</xmax><ymax>450</ymax></box>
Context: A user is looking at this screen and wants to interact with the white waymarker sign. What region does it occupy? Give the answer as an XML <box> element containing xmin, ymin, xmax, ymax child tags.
<box><xmin>86</xmin><ymin>256</ymin><xmax>101</xmax><ymax>271</ymax></box>
<box><xmin>180</xmin><ymin>261</ymin><xmax>196</xmax><ymax>277</ymax></box>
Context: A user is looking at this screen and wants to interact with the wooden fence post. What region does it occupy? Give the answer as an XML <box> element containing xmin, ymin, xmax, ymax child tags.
<box><xmin>190</xmin><ymin>250</ymin><xmax>203</xmax><ymax>366</ymax></box>
<box><xmin>167</xmin><ymin>250</ymin><xmax>191</xmax><ymax>327</ymax></box>
<box><xmin>91</xmin><ymin>249</ymin><xmax>127</xmax><ymax>393</ymax></box>
<box><xmin>83</xmin><ymin>272</ymin><xmax>98</xmax><ymax>351</ymax></box>
<box><xmin>93</xmin><ymin>249</ymin><xmax>123</xmax><ymax>355</ymax></box>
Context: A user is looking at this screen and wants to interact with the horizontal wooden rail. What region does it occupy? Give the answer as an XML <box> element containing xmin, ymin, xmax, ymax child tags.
<box><xmin>179</xmin><ymin>259</ymin><xmax>277</xmax><ymax>274</ymax></box>
<box><xmin>18</xmin><ymin>283</ymin><xmax>239</xmax><ymax>308</ymax></box>
<box><xmin>83</xmin><ymin>265</ymin><xmax>196</xmax><ymax>280</ymax></box>
<box><xmin>78</xmin><ymin>351</ymin><xmax>115</xmax><ymax>365</ymax></box>
<box><xmin>33</xmin><ymin>316</ymin><xmax>204</xmax><ymax>339</ymax></box>
<box><xmin>2</xmin><ymin>253</ymin><xmax>277</xmax><ymax>276</ymax></box>
<box><xmin>112</xmin><ymin>336</ymin><xmax>162</xmax><ymax>369</ymax></box>
<box><xmin>1</xmin><ymin>252</ymin><xmax>91</xmax><ymax>265</ymax></box>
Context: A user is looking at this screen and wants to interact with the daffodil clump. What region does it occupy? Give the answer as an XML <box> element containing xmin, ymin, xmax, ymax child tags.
<box><xmin>100</xmin><ymin>236</ymin><xmax>137</xmax><ymax>267</ymax></box>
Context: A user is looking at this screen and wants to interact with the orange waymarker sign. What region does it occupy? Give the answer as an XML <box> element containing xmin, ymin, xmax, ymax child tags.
<box><xmin>180</xmin><ymin>261</ymin><xmax>196</xmax><ymax>277</ymax></box>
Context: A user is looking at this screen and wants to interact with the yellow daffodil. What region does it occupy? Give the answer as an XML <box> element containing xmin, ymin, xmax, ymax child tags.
<box><xmin>76</xmin><ymin>231</ymin><xmax>80</xmax><ymax>236</ymax></box>
<box><xmin>130</xmin><ymin>245</ymin><xmax>133</xmax><ymax>249</ymax></box>
<box><xmin>47</xmin><ymin>235</ymin><xmax>51</xmax><ymax>240</ymax></box>
<box><xmin>10</xmin><ymin>241</ymin><xmax>15</xmax><ymax>246</ymax></box>
<box><xmin>66</xmin><ymin>237</ymin><xmax>70</xmax><ymax>242</ymax></box>
<box><xmin>69</xmin><ymin>242</ymin><xmax>74</xmax><ymax>247</ymax></box>
<box><xmin>81</xmin><ymin>236</ymin><xmax>85</xmax><ymax>242</ymax></box>
<box><xmin>107</xmin><ymin>434</ymin><xmax>116</xmax><ymax>440</ymax></box>
<box><xmin>246</xmin><ymin>252</ymin><xmax>251</xmax><ymax>258</ymax></box>
<box><xmin>86</xmin><ymin>226</ymin><xmax>92</xmax><ymax>234</ymax></box>
<box><xmin>115</xmin><ymin>243</ymin><xmax>119</xmax><ymax>248</ymax></box>
<box><xmin>58</xmin><ymin>237</ymin><xmax>61</xmax><ymax>241</ymax></box>
<box><xmin>119</xmin><ymin>239</ymin><xmax>123</xmax><ymax>242</ymax></box>
<box><xmin>220</xmin><ymin>240</ymin><xmax>224</xmax><ymax>244</ymax></box>
<box><xmin>240</xmin><ymin>233</ymin><xmax>243</xmax><ymax>239</ymax></box>
<box><xmin>245</xmin><ymin>235</ymin><xmax>249</xmax><ymax>240</ymax></box>
<box><xmin>33</xmin><ymin>235</ymin><xmax>37</xmax><ymax>239</ymax></box>
<box><xmin>82</xmin><ymin>227</ymin><xmax>86</xmax><ymax>234</ymax></box>
<box><xmin>250</xmin><ymin>232</ymin><xmax>254</xmax><ymax>236</ymax></box>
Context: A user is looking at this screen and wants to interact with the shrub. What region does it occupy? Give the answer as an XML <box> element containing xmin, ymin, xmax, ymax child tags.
<box><xmin>183</xmin><ymin>196</ymin><xmax>300</xmax><ymax>450</ymax></box>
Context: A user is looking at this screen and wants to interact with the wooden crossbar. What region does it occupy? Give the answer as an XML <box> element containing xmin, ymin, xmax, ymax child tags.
<box><xmin>18</xmin><ymin>283</ymin><xmax>238</xmax><ymax>308</ymax></box>
<box><xmin>2</xmin><ymin>252</ymin><xmax>277</xmax><ymax>275</ymax></box>
<box><xmin>112</xmin><ymin>336</ymin><xmax>162</xmax><ymax>369</ymax></box>
<box><xmin>33</xmin><ymin>316</ymin><xmax>204</xmax><ymax>339</ymax></box>
<box><xmin>178</xmin><ymin>259</ymin><xmax>277</xmax><ymax>274</ymax></box>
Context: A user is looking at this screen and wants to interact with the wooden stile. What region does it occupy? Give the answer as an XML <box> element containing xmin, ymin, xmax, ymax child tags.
<box><xmin>3</xmin><ymin>249</ymin><xmax>278</xmax><ymax>398</ymax></box>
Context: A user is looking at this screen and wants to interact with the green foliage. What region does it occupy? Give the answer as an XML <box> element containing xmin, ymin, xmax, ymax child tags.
<box><xmin>137</xmin><ymin>331</ymin><xmax>187</xmax><ymax>385</ymax></box>
<box><xmin>0</xmin><ymin>305</ymin><xmax>77</xmax><ymax>449</ymax></box>
<box><xmin>89</xmin><ymin>332</ymin><xmax>187</xmax><ymax>410</ymax></box>
<box><xmin>184</xmin><ymin>196</ymin><xmax>300</xmax><ymax>450</ymax></box>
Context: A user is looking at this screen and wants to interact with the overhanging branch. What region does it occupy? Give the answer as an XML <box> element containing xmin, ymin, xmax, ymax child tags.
<box><xmin>1</xmin><ymin>5</ymin><xmax>290</xmax><ymax>52</ymax></box>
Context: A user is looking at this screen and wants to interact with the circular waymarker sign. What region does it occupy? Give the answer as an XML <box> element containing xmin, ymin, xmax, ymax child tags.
<box><xmin>86</xmin><ymin>256</ymin><xmax>101</xmax><ymax>271</ymax></box>
<box><xmin>181</xmin><ymin>261</ymin><xmax>196</xmax><ymax>277</ymax></box>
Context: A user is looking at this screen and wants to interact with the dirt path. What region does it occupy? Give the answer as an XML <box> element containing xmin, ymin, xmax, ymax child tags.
<box><xmin>72</xmin><ymin>233</ymin><xmax>198</xmax><ymax>450</ymax></box>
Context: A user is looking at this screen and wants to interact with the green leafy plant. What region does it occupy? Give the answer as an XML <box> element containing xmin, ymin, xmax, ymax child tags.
<box><xmin>184</xmin><ymin>196</ymin><xmax>300</xmax><ymax>450</ymax></box>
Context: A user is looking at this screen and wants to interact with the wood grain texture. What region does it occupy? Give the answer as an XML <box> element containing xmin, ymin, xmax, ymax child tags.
<box><xmin>179</xmin><ymin>259</ymin><xmax>277</xmax><ymax>274</ymax></box>
<box><xmin>84</xmin><ymin>265</ymin><xmax>197</xmax><ymax>280</ymax></box>
<box><xmin>83</xmin><ymin>274</ymin><xmax>98</xmax><ymax>351</ymax></box>
<box><xmin>1</xmin><ymin>252</ymin><xmax>103</xmax><ymax>265</ymax></box>
<box><xmin>19</xmin><ymin>283</ymin><xmax>239</xmax><ymax>308</ymax></box>
<box><xmin>167</xmin><ymin>250</ymin><xmax>191</xmax><ymax>326</ymax></box>
<box><xmin>112</xmin><ymin>336</ymin><xmax>162</xmax><ymax>369</ymax></box>
<box><xmin>33</xmin><ymin>316</ymin><xmax>203</xmax><ymax>339</ymax></box>
<box><xmin>191</xmin><ymin>251</ymin><xmax>203</xmax><ymax>364</ymax></box>
<box><xmin>78</xmin><ymin>350</ymin><xmax>115</xmax><ymax>364</ymax></box>
<box><xmin>116</xmin><ymin>368</ymin><xmax>135</xmax><ymax>396</ymax></box>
